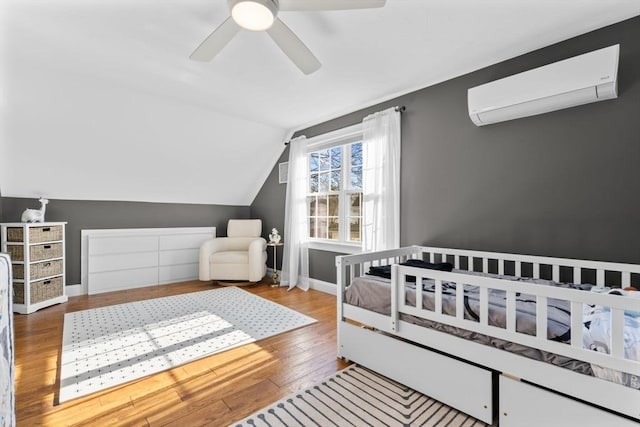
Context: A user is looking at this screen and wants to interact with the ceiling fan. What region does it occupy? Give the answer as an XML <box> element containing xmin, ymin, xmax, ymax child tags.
<box><xmin>190</xmin><ymin>0</ymin><xmax>386</xmax><ymax>75</ymax></box>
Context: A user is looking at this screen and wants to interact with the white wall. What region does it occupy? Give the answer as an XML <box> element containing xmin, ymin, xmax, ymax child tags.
<box><xmin>0</xmin><ymin>64</ymin><xmax>286</xmax><ymax>205</ymax></box>
<box><xmin>0</xmin><ymin>1</ymin><xmax>288</xmax><ymax>206</ymax></box>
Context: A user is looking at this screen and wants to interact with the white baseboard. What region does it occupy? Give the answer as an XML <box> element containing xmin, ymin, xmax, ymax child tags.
<box><xmin>65</xmin><ymin>283</ymin><xmax>85</xmax><ymax>297</ymax></box>
<box><xmin>309</xmin><ymin>278</ymin><xmax>337</xmax><ymax>295</ymax></box>
<box><xmin>266</xmin><ymin>268</ymin><xmax>336</xmax><ymax>295</ymax></box>
<box><xmin>67</xmin><ymin>270</ymin><xmax>337</xmax><ymax>297</ymax></box>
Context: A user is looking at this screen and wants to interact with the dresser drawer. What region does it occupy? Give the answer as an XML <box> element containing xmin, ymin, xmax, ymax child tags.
<box><xmin>13</xmin><ymin>259</ymin><xmax>63</xmax><ymax>280</ymax></box>
<box><xmin>7</xmin><ymin>225</ymin><xmax>63</xmax><ymax>243</ymax></box>
<box><xmin>13</xmin><ymin>276</ymin><xmax>63</xmax><ymax>304</ymax></box>
<box><xmin>7</xmin><ymin>242</ymin><xmax>63</xmax><ymax>262</ymax></box>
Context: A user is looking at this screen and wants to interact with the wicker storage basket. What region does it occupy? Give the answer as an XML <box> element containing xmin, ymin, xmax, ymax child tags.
<box><xmin>6</xmin><ymin>246</ymin><xmax>22</xmax><ymax>262</ymax></box>
<box><xmin>7</xmin><ymin>225</ymin><xmax>63</xmax><ymax>243</ymax></box>
<box><xmin>21</xmin><ymin>277</ymin><xmax>63</xmax><ymax>304</ymax></box>
<box><xmin>13</xmin><ymin>283</ymin><xmax>25</xmax><ymax>304</ymax></box>
<box><xmin>7</xmin><ymin>242</ymin><xmax>62</xmax><ymax>262</ymax></box>
<box><xmin>12</xmin><ymin>260</ymin><xmax>63</xmax><ymax>280</ymax></box>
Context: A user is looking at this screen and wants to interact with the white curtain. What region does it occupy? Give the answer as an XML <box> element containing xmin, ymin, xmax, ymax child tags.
<box><xmin>281</xmin><ymin>136</ymin><xmax>310</xmax><ymax>291</ymax></box>
<box><xmin>362</xmin><ymin>107</ymin><xmax>401</xmax><ymax>252</ymax></box>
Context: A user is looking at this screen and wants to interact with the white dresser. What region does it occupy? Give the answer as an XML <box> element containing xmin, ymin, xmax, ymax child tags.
<box><xmin>0</xmin><ymin>222</ymin><xmax>68</xmax><ymax>314</ymax></box>
<box><xmin>81</xmin><ymin>227</ymin><xmax>216</xmax><ymax>295</ymax></box>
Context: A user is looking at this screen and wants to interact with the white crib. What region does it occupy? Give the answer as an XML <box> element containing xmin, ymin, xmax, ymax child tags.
<box><xmin>337</xmin><ymin>246</ymin><xmax>640</xmax><ymax>426</ymax></box>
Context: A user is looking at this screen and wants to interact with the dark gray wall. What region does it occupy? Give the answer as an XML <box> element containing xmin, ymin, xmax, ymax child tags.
<box><xmin>251</xmin><ymin>148</ymin><xmax>289</xmax><ymax>270</ymax></box>
<box><xmin>308</xmin><ymin>249</ymin><xmax>344</xmax><ymax>283</ymax></box>
<box><xmin>1</xmin><ymin>197</ymin><xmax>250</xmax><ymax>285</ymax></box>
<box><xmin>251</xmin><ymin>16</ymin><xmax>640</xmax><ymax>284</ymax></box>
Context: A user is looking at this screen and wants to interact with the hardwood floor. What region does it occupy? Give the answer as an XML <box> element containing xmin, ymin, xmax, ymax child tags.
<box><xmin>13</xmin><ymin>281</ymin><xmax>350</xmax><ymax>426</ymax></box>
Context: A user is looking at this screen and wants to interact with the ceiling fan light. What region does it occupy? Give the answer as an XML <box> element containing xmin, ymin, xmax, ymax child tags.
<box><xmin>231</xmin><ymin>0</ymin><xmax>277</xmax><ymax>31</ymax></box>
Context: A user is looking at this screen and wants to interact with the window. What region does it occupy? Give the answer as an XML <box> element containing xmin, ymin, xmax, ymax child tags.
<box><xmin>306</xmin><ymin>126</ymin><xmax>363</xmax><ymax>247</ymax></box>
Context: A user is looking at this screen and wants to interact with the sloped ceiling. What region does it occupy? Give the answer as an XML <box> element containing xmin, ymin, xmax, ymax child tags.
<box><xmin>1</xmin><ymin>0</ymin><xmax>639</xmax><ymax>205</ymax></box>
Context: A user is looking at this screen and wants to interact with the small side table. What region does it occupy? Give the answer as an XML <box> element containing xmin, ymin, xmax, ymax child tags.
<box><xmin>267</xmin><ymin>242</ymin><xmax>284</xmax><ymax>287</ymax></box>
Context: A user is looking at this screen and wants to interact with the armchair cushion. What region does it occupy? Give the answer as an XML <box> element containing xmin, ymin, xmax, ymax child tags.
<box><xmin>228</xmin><ymin>219</ymin><xmax>262</xmax><ymax>238</ymax></box>
<box><xmin>210</xmin><ymin>251</ymin><xmax>248</xmax><ymax>264</ymax></box>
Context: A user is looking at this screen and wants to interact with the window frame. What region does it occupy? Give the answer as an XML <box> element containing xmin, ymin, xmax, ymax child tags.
<box><xmin>305</xmin><ymin>123</ymin><xmax>363</xmax><ymax>253</ymax></box>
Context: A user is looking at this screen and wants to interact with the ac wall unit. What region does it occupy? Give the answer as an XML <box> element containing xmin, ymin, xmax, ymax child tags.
<box><xmin>468</xmin><ymin>44</ymin><xmax>619</xmax><ymax>126</ymax></box>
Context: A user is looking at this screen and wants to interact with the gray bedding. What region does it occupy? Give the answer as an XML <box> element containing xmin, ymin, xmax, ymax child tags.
<box><xmin>345</xmin><ymin>271</ymin><xmax>594</xmax><ymax>375</ymax></box>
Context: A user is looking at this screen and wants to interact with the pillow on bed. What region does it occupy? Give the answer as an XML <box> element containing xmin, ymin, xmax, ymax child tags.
<box><xmin>402</xmin><ymin>259</ymin><xmax>454</xmax><ymax>271</ymax></box>
<box><xmin>367</xmin><ymin>260</ymin><xmax>453</xmax><ymax>281</ymax></box>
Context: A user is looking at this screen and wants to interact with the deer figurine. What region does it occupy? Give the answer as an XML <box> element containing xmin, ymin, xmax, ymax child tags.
<box><xmin>21</xmin><ymin>198</ymin><xmax>49</xmax><ymax>223</ymax></box>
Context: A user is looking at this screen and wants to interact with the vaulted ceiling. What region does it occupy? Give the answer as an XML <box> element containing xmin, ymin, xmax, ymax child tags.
<box><xmin>1</xmin><ymin>0</ymin><xmax>639</xmax><ymax>205</ymax></box>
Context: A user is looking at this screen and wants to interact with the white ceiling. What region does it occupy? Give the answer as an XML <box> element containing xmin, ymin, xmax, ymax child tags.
<box><xmin>1</xmin><ymin>0</ymin><xmax>639</xmax><ymax>205</ymax></box>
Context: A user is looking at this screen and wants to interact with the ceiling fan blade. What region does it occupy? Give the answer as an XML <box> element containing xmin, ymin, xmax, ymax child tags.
<box><xmin>190</xmin><ymin>17</ymin><xmax>240</xmax><ymax>61</ymax></box>
<box><xmin>267</xmin><ymin>18</ymin><xmax>321</xmax><ymax>75</ymax></box>
<box><xmin>278</xmin><ymin>0</ymin><xmax>386</xmax><ymax>11</ymax></box>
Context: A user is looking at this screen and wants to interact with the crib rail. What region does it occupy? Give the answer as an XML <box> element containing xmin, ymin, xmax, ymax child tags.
<box><xmin>336</xmin><ymin>246</ymin><xmax>423</xmax><ymax>346</ymax></box>
<box><xmin>422</xmin><ymin>246</ymin><xmax>640</xmax><ymax>288</ymax></box>
<box><xmin>394</xmin><ymin>265</ymin><xmax>640</xmax><ymax>376</ymax></box>
<box><xmin>337</xmin><ymin>246</ymin><xmax>640</xmax><ymax>377</ymax></box>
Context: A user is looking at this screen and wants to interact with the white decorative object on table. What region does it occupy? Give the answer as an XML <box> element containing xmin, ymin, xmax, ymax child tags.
<box><xmin>268</xmin><ymin>228</ymin><xmax>281</xmax><ymax>244</ymax></box>
<box><xmin>20</xmin><ymin>198</ymin><xmax>49</xmax><ymax>223</ymax></box>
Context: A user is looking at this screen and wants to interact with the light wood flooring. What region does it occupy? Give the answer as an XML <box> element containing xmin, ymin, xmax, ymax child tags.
<box><xmin>13</xmin><ymin>280</ymin><xmax>350</xmax><ymax>426</ymax></box>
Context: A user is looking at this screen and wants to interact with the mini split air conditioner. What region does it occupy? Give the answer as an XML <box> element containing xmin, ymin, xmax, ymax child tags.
<box><xmin>468</xmin><ymin>44</ymin><xmax>619</xmax><ymax>126</ymax></box>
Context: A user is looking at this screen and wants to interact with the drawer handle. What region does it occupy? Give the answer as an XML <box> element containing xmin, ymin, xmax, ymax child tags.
<box><xmin>44</xmin><ymin>262</ymin><xmax>51</xmax><ymax>267</ymax></box>
<box><xmin>44</xmin><ymin>245</ymin><xmax>51</xmax><ymax>249</ymax></box>
<box><xmin>43</xmin><ymin>280</ymin><xmax>51</xmax><ymax>285</ymax></box>
<box><xmin>43</xmin><ymin>227</ymin><xmax>51</xmax><ymax>232</ymax></box>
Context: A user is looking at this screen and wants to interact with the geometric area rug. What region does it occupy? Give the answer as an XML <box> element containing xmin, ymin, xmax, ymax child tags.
<box><xmin>232</xmin><ymin>365</ymin><xmax>487</xmax><ymax>427</ymax></box>
<box><xmin>59</xmin><ymin>287</ymin><xmax>316</xmax><ymax>403</ymax></box>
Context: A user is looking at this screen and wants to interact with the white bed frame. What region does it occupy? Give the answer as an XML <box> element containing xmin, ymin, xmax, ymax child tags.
<box><xmin>337</xmin><ymin>246</ymin><xmax>640</xmax><ymax>426</ymax></box>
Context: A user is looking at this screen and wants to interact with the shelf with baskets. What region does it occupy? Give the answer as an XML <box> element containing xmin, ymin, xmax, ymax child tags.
<box><xmin>0</xmin><ymin>222</ymin><xmax>68</xmax><ymax>314</ymax></box>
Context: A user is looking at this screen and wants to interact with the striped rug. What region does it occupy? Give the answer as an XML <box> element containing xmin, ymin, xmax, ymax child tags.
<box><xmin>232</xmin><ymin>365</ymin><xmax>486</xmax><ymax>427</ymax></box>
